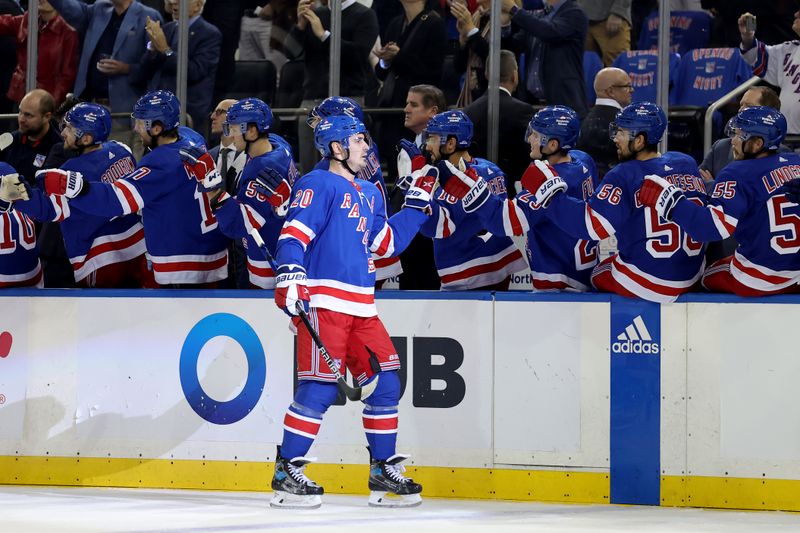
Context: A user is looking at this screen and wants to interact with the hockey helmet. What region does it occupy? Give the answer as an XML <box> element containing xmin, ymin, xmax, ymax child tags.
<box><xmin>424</xmin><ymin>110</ymin><xmax>473</xmax><ymax>149</ymax></box>
<box><xmin>307</xmin><ymin>96</ymin><xmax>365</xmax><ymax>128</ymax></box>
<box><xmin>64</xmin><ymin>102</ymin><xmax>111</xmax><ymax>144</ymax></box>
<box><xmin>314</xmin><ymin>115</ymin><xmax>369</xmax><ymax>158</ymax></box>
<box><xmin>223</xmin><ymin>97</ymin><xmax>273</xmax><ymax>136</ymax></box>
<box><xmin>131</xmin><ymin>90</ymin><xmax>181</xmax><ymax>132</ymax></box>
<box><xmin>609</xmin><ymin>101</ymin><xmax>667</xmax><ymax>145</ymax></box>
<box><xmin>726</xmin><ymin>106</ymin><xmax>787</xmax><ymax>151</ymax></box>
<box><xmin>526</xmin><ymin>105</ymin><xmax>580</xmax><ymax>150</ymax></box>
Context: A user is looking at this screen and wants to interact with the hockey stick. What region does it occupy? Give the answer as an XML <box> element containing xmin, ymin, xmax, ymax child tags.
<box><xmin>248</xmin><ymin>228</ymin><xmax>378</xmax><ymax>401</ymax></box>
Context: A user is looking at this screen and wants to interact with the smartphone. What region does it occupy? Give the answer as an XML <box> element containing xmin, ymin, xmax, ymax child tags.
<box><xmin>744</xmin><ymin>15</ymin><xmax>756</xmax><ymax>34</ymax></box>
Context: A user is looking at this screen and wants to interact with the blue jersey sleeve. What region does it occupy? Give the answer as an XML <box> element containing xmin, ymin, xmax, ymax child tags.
<box><xmin>275</xmin><ymin>175</ymin><xmax>334</xmax><ymax>268</ymax></box>
<box><xmin>671</xmin><ymin>169</ymin><xmax>743</xmax><ymax>241</ymax></box>
<box><xmin>13</xmin><ymin>187</ymin><xmax>58</xmax><ymax>222</ymax></box>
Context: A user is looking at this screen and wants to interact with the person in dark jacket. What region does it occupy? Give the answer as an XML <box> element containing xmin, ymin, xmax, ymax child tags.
<box><xmin>502</xmin><ymin>0</ymin><xmax>589</xmax><ymax>117</ymax></box>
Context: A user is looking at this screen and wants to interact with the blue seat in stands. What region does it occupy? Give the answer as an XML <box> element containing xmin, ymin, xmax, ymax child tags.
<box><xmin>611</xmin><ymin>50</ymin><xmax>681</xmax><ymax>104</ymax></box>
<box><xmin>583</xmin><ymin>51</ymin><xmax>603</xmax><ymax>104</ymax></box>
<box><xmin>638</xmin><ymin>10</ymin><xmax>712</xmax><ymax>55</ymax></box>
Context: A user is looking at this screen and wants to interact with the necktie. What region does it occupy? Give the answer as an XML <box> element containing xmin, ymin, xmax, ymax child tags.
<box><xmin>220</xmin><ymin>148</ymin><xmax>232</xmax><ymax>192</ymax></box>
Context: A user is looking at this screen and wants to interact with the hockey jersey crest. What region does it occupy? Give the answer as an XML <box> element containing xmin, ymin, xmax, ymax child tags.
<box><xmin>314</xmin><ymin>142</ymin><xmax>402</xmax><ymax>281</ymax></box>
<box><xmin>276</xmin><ymin>169</ymin><xmax>427</xmax><ymax>316</ymax></box>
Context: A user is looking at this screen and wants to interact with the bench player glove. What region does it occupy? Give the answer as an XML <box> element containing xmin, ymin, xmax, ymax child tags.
<box><xmin>784</xmin><ymin>178</ymin><xmax>800</xmax><ymax>204</ymax></box>
<box><xmin>520</xmin><ymin>160</ymin><xmax>567</xmax><ymax>207</ymax></box>
<box><xmin>437</xmin><ymin>159</ymin><xmax>489</xmax><ymax>213</ymax></box>
<box><xmin>640</xmin><ymin>174</ymin><xmax>685</xmax><ymax>221</ymax></box>
<box><xmin>396</xmin><ymin>139</ymin><xmax>427</xmax><ymax>192</ymax></box>
<box><xmin>253</xmin><ymin>165</ymin><xmax>292</xmax><ymax>217</ymax></box>
<box><xmin>0</xmin><ymin>173</ymin><xmax>29</xmax><ymax>202</ymax></box>
<box><xmin>180</xmin><ymin>145</ymin><xmax>224</xmax><ymax>193</ymax></box>
<box><xmin>275</xmin><ymin>264</ymin><xmax>310</xmax><ymax>317</ymax></box>
<box><xmin>36</xmin><ymin>169</ymin><xmax>87</xmax><ymax>198</ymax></box>
<box><xmin>403</xmin><ymin>164</ymin><xmax>438</xmax><ymax>213</ymax></box>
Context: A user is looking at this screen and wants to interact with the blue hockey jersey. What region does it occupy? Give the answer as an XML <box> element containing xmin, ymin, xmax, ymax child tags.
<box><xmin>314</xmin><ymin>142</ymin><xmax>402</xmax><ymax>281</ymax></box>
<box><xmin>671</xmin><ymin>152</ymin><xmax>800</xmax><ymax>292</ymax></box>
<box><xmin>215</xmin><ymin>134</ymin><xmax>298</xmax><ymax>288</ymax></box>
<box><xmin>419</xmin><ymin>158</ymin><xmax>526</xmax><ymax>290</ymax></box>
<box><xmin>276</xmin><ymin>169</ymin><xmax>427</xmax><ymax>316</ymax></box>
<box><xmin>67</xmin><ymin>138</ymin><xmax>229</xmax><ymax>285</ymax></box>
<box><xmin>15</xmin><ymin>142</ymin><xmax>145</xmax><ymax>283</ymax></box>
<box><xmin>638</xmin><ymin>10</ymin><xmax>712</xmax><ymax>55</ymax></box>
<box><xmin>611</xmin><ymin>50</ymin><xmax>681</xmax><ymax>104</ymax></box>
<box><xmin>473</xmin><ymin>151</ymin><xmax>598</xmax><ymax>291</ymax></box>
<box><xmin>0</xmin><ymin>161</ymin><xmax>40</xmax><ymax>287</ymax></box>
<box><xmin>671</xmin><ymin>48</ymin><xmax>753</xmax><ymax>107</ymax></box>
<box><xmin>544</xmin><ymin>152</ymin><xmax>707</xmax><ymax>302</ymax></box>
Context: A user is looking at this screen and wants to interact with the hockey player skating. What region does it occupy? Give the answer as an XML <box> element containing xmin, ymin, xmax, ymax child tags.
<box><xmin>305</xmin><ymin>96</ymin><xmax>402</xmax><ymax>286</ymax></box>
<box><xmin>36</xmin><ymin>90</ymin><xmax>230</xmax><ymax>287</ymax></box>
<box><xmin>1</xmin><ymin>103</ymin><xmax>151</xmax><ymax>287</ymax></box>
<box><xmin>408</xmin><ymin>110</ymin><xmax>526</xmax><ymax>290</ymax></box>
<box><xmin>512</xmin><ymin>102</ymin><xmax>707</xmax><ymax>302</ymax></box>
<box><xmin>447</xmin><ymin>106</ymin><xmax>599</xmax><ymax>291</ymax></box>
<box><xmin>269</xmin><ymin>114</ymin><xmax>435</xmax><ymax>509</ymax></box>
<box><xmin>194</xmin><ymin>97</ymin><xmax>298</xmax><ymax>288</ymax></box>
<box><xmin>640</xmin><ymin>106</ymin><xmax>800</xmax><ymax>296</ymax></box>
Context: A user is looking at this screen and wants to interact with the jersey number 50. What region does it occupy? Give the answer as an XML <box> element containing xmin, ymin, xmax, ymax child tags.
<box><xmin>645</xmin><ymin>200</ymin><xmax>703</xmax><ymax>258</ymax></box>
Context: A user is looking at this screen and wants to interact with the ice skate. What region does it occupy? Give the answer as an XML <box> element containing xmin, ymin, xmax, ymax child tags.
<box><xmin>368</xmin><ymin>450</ymin><xmax>423</xmax><ymax>507</ymax></box>
<box><xmin>270</xmin><ymin>446</ymin><xmax>324</xmax><ymax>509</ymax></box>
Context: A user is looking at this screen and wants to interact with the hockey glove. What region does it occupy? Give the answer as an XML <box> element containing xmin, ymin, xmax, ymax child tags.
<box><xmin>0</xmin><ymin>173</ymin><xmax>29</xmax><ymax>203</ymax></box>
<box><xmin>180</xmin><ymin>145</ymin><xmax>224</xmax><ymax>193</ymax></box>
<box><xmin>36</xmin><ymin>169</ymin><xmax>87</xmax><ymax>198</ymax></box>
<box><xmin>275</xmin><ymin>264</ymin><xmax>310</xmax><ymax>317</ymax></box>
<box><xmin>253</xmin><ymin>165</ymin><xmax>292</xmax><ymax>217</ymax></box>
<box><xmin>403</xmin><ymin>164</ymin><xmax>438</xmax><ymax>213</ymax></box>
<box><xmin>396</xmin><ymin>139</ymin><xmax>427</xmax><ymax>192</ymax></box>
<box><xmin>520</xmin><ymin>160</ymin><xmax>567</xmax><ymax>207</ymax></box>
<box><xmin>437</xmin><ymin>159</ymin><xmax>490</xmax><ymax>213</ymax></box>
<box><xmin>784</xmin><ymin>178</ymin><xmax>800</xmax><ymax>204</ymax></box>
<box><xmin>640</xmin><ymin>174</ymin><xmax>685</xmax><ymax>221</ymax></box>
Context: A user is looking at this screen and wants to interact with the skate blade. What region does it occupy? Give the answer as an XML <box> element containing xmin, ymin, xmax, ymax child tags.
<box><xmin>270</xmin><ymin>491</ymin><xmax>322</xmax><ymax>509</ymax></box>
<box><xmin>368</xmin><ymin>491</ymin><xmax>422</xmax><ymax>508</ymax></box>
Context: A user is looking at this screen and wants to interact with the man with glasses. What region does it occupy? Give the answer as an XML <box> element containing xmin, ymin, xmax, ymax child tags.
<box><xmin>578</xmin><ymin>67</ymin><xmax>634</xmax><ymax>177</ymax></box>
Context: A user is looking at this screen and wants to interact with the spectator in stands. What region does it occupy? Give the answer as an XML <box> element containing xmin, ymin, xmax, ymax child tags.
<box><xmin>134</xmin><ymin>0</ymin><xmax>221</xmax><ymax>133</ymax></box>
<box><xmin>49</xmin><ymin>0</ymin><xmax>161</xmax><ymax>113</ymax></box>
<box><xmin>739</xmin><ymin>10</ymin><xmax>800</xmax><ymax>134</ymax></box>
<box><xmin>451</xmin><ymin>0</ymin><xmax>513</xmax><ymax>106</ymax></box>
<box><xmin>0</xmin><ymin>0</ymin><xmax>21</xmax><ymax>114</ymax></box>
<box><xmin>705</xmin><ymin>1</ymin><xmax>796</xmax><ymax>47</ymax></box>
<box><xmin>699</xmin><ymin>86</ymin><xmax>783</xmax><ymax>183</ymax></box>
<box><xmin>374</xmin><ymin>0</ymin><xmax>446</xmax><ymax>173</ymax></box>
<box><xmin>208</xmin><ymin>98</ymin><xmax>239</xmax><ymax>180</ymax></box>
<box><xmin>0</xmin><ymin>1</ymin><xmax>78</xmax><ymax>107</ymax></box>
<box><xmin>403</xmin><ymin>84</ymin><xmax>445</xmax><ymax>146</ymax></box>
<box><xmin>577</xmin><ymin>67</ymin><xmax>633</xmax><ymax>176</ymax></box>
<box><xmin>286</xmin><ymin>0</ymin><xmax>378</xmax><ymax>173</ymax></box>
<box><xmin>201</xmin><ymin>0</ymin><xmax>244</xmax><ymax>103</ymax></box>
<box><xmin>578</xmin><ymin>0</ymin><xmax>631</xmax><ymax>67</ymax></box>
<box><xmin>239</xmin><ymin>0</ymin><xmax>296</xmax><ymax>72</ymax></box>
<box><xmin>502</xmin><ymin>0</ymin><xmax>589</xmax><ymax>118</ymax></box>
<box><xmin>464</xmin><ymin>50</ymin><xmax>534</xmax><ymax>192</ymax></box>
<box><xmin>0</xmin><ymin>89</ymin><xmax>62</xmax><ymax>186</ymax></box>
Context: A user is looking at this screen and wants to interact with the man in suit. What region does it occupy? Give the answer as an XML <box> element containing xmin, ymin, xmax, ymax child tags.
<box><xmin>463</xmin><ymin>50</ymin><xmax>534</xmax><ymax>193</ymax></box>
<box><xmin>577</xmin><ymin>67</ymin><xmax>633</xmax><ymax>176</ymax></box>
<box><xmin>502</xmin><ymin>0</ymin><xmax>589</xmax><ymax>118</ymax></box>
<box><xmin>134</xmin><ymin>0</ymin><xmax>221</xmax><ymax>133</ymax></box>
<box><xmin>48</xmin><ymin>0</ymin><xmax>162</xmax><ymax>114</ymax></box>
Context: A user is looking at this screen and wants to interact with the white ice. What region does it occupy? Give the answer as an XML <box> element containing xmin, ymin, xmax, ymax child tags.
<box><xmin>0</xmin><ymin>486</ymin><xmax>798</xmax><ymax>533</ymax></box>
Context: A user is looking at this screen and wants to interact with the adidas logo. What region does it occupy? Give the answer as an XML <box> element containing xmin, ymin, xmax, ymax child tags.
<box><xmin>664</xmin><ymin>165</ymin><xmax>673</xmax><ymax>171</ymax></box>
<box><xmin>612</xmin><ymin>315</ymin><xmax>660</xmax><ymax>355</ymax></box>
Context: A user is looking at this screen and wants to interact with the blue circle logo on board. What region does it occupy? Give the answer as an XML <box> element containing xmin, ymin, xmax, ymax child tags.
<box><xmin>180</xmin><ymin>313</ymin><xmax>266</xmax><ymax>424</ymax></box>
